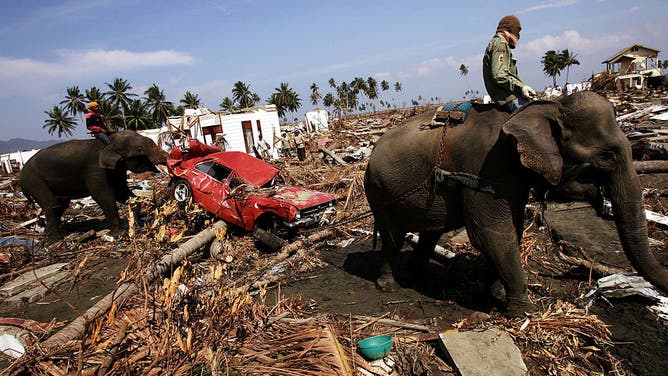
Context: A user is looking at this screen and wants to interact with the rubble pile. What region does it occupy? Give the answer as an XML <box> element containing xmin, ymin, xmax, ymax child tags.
<box><xmin>0</xmin><ymin>95</ymin><xmax>666</xmax><ymax>374</ymax></box>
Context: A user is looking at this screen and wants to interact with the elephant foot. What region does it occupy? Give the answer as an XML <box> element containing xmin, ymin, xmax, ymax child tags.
<box><xmin>375</xmin><ymin>273</ymin><xmax>400</xmax><ymax>292</ymax></box>
<box><xmin>505</xmin><ymin>298</ymin><xmax>538</xmax><ymax>318</ymax></box>
<box><xmin>109</xmin><ymin>227</ymin><xmax>125</xmax><ymax>240</ymax></box>
<box><xmin>490</xmin><ymin>280</ymin><xmax>506</xmax><ymax>302</ymax></box>
<box><xmin>46</xmin><ymin>232</ymin><xmax>64</xmax><ymax>245</ymax></box>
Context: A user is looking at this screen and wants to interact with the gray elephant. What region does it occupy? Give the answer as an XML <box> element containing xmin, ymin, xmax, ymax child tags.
<box><xmin>19</xmin><ymin>130</ymin><xmax>169</xmax><ymax>242</ymax></box>
<box><xmin>364</xmin><ymin>91</ymin><xmax>668</xmax><ymax>316</ymax></box>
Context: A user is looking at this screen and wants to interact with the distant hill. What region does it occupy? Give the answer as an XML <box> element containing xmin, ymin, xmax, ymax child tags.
<box><xmin>0</xmin><ymin>138</ymin><xmax>61</xmax><ymax>154</ymax></box>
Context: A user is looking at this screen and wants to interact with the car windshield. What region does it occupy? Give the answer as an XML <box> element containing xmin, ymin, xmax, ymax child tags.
<box><xmin>195</xmin><ymin>161</ymin><xmax>232</xmax><ymax>182</ymax></box>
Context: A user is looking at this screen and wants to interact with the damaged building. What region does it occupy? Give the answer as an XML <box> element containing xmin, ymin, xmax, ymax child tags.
<box><xmin>601</xmin><ymin>44</ymin><xmax>664</xmax><ymax>92</ymax></box>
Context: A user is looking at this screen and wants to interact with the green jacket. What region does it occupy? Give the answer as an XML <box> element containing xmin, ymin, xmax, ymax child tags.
<box><xmin>483</xmin><ymin>34</ymin><xmax>525</xmax><ymax>105</ymax></box>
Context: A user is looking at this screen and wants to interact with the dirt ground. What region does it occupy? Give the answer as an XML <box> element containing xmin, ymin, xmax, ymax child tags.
<box><xmin>272</xmin><ymin>173</ymin><xmax>668</xmax><ymax>375</ymax></box>
<box><xmin>1</xmin><ymin>173</ymin><xmax>667</xmax><ymax>375</ymax></box>
<box><xmin>1</xmin><ymin>105</ymin><xmax>667</xmax><ymax>374</ymax></box>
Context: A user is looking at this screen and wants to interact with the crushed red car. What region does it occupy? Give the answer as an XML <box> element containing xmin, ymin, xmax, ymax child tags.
<box><xmin>167</xmin><ymin>140</ymin><xmax>336</xmax><ymax>249</ymax></box>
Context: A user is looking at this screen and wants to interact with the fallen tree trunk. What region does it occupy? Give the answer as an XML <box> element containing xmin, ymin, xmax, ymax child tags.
<box><xmin>242</xmin><ymin>229</ymin><xmax>335</xmax><ymax>291</ymax></box>
<box><xmin>634</xmin><ymin>160</ymin><xmax>668</xmax><ymax>174</ymax></box>
<box><xmin>558</xmin><ymin>252</ymin><xmax>625</xmax><ymax>276</ymax></box>
<box><xmin>318</xmin><ymin>147</ymin><xmax>348</xmax><ymax>166</ymax></box>
<box><xmin>42</xmin><ymin>221</ymin><xmax>226</xmax><ymax>349</ymax></box>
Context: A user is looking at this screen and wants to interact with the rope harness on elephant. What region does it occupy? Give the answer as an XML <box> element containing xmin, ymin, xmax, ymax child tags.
<box><xmin>302</xmin><ymin>104</ymin><xmax>535</xmax><ymax>235</ymax></box>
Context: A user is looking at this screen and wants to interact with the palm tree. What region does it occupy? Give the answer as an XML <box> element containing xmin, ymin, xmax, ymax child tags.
<box><xmin>328</xmin><ymin>78</ymin><xmax>336</xmax><ymax>89</ymax></box>
<box><xmin>459</xmin><ymin>64</ymin><xmax>472</xmax><ymax>98</ymax></box>
<box><xmin>268</xmin><ymin>82</ymin><xmax>301</xmax><ymax>120</ymax></box>
<box><xmin>337</xmin><ymin>81</ymin><xmax>350</xmax><ymax>114</ymax></box>
<box><xmin>560</xmin><ymin>49</ymin><xmax>580</xmax><ymax>84</ymax></box>
<box><xmin>85</xmin><ymin>86</ymin><xmax>104</xmax><ymax>104</ymax></box>
<box><xmin>541</xmin><ymin>50</ymin><xmax>562</xmax><ymax>88</ymax></box>
<box><xmin>125</xmin><ymin>100</ymin><xmax>153</xmax><ymax>130</ymax></box>
<box><xmin>180</xmin><ymin>90</ymin><xmax>201</xmax><ymax>109</ymax></box>
<box><xmin>219</xmin><ymin>97</ymin><xmax>235</xmax><ymax>111</ymax></box>
<box><xmin>97</xmin><ymin>100</ymin><xmax>123</xmax><ymax>131</ymax></box>
<box><xmin>323</xmin><ymin>92</ymin><xmax>335</xmax><ymax>111</ymax></box>
<box><xmin>105</xmin><ymin>77</ymin><xmax>137</xmax><ymax>129</ymax></box>
<box><xmin>310</xmin><ymin>82</ymin><xmax>321</xmax><ymax>106</ymax></box>
<box><xmin>381</xmin><ymin>80</ymin><xmax>390</xmax><ymax>92</ymax></box>
<box><xmin>394</xmin><ymin>82</ymin><xmax>402</xmax><ymax>92</ymax></box>
<box><xmin>459</xmin><ymin>64</ymin><xmax>469</xmax><ymax>77</ymax></box>
<box><xmin>60</xmin><ymin>86</ymin><xmax>86</xmax><ymax>118</ymax></box>
<box><xmin>252</xmin><ymin>93</ymin><xmax>261</xmax><ymax>106</ymax></box>
<box><xmin>351</xmin><ymin>77</ymin><xmax>367</xmax><ymax>113</ymax></box>
<box><xmin>144</xmin><ymin>84</ymin><xmax>174</xmax><ymax>127</ymax></box>
<box><xmin>43</xmin><ymin>106</ymin><xmax>76</xmax><ymax>138</ymax></box>
<box><xmin>366</xmin><ymin>77</ymin><xmax>378</xmax><ymax>112</ymax></box>
<box><xmin>232</xmin><ymin>81</ymin><xmax>254</xmax><ymax>108</ymax></box>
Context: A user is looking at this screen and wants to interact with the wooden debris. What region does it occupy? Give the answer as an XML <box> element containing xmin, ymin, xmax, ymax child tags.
<box><xmin>42</xmin><ymin>221</ymin><xmax>226</xmax><ymax>349</ymax></box>
<box><xmin>0</xmin><ymin>262</ymin><xmax>69</xmax><ymax>299</ymax></box>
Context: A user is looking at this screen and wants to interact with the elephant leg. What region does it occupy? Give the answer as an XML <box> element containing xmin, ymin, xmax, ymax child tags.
<box><xmin>408</xmin><ymin>230</ymin><xmax>441</xmax><ymax>275</ymax></box>
<box><xmin>376</xmin><ymin>222</ymin><xmax>406</xmax><ymax>291</ymax></box>
<box><xmin>43</xmin><ymin>199</ymin><xmax>69</xmax><ymax>242</ymax></box>
<box><xmin>28</xmin><ymin>184</ymin><xmax>68</xmax><ymax>242</ymax></box>
<box><xmin>464</xmin><ymin>193</ymin><xmax>536</xmax><ymax>317</ymax></box>
<box><xmin>90</xmin><ymin>191</ymin><xmax>122</xmax><ymax>237</ymax></box>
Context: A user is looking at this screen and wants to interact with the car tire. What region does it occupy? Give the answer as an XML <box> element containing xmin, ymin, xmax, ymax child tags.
<box><xmin>173</xmin><ymin>180</ymin><xmax>192</xmax><ymax>205</ymax></box>
<box><xmin>253</xmin><ymin>227</ymin><xmax>283</xmax><ymax>252</ymax></box>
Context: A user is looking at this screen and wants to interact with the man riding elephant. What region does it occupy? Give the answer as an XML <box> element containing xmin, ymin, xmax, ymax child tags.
<box><xmin>483</xmin><ymin>14</ymin><xmax>535</xmax><ymax>113</ymax></box>
<box><xmin>85</xmin><ymin>101</ymin><xmax>114</xmax><ymax>144</ymax></box>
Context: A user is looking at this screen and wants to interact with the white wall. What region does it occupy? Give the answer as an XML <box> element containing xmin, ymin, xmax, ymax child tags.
<box><xmin>305</xmin><ymin>109</ymin><xmax>329</xmax><ymax>133</ymax></box>
<box><xmin>1</xmin><ymin>149</ymin><xmax>40</xmax><ymax>173</ymax></box>
<box><xmin>166</xmin><ymin>105</ymin><xmax>282</xmax><ymax>158</ymax></box>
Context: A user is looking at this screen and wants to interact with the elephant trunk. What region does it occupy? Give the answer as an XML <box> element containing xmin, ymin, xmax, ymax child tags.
<box><xmin>150</xmin><ymin>150</ymin><xmax>169</xmax><ymax>166</ymax></box>
<box><xmin>607</xmin><ymin>168</ymin><xmax>668</xmax><ymax>293</ymax></box>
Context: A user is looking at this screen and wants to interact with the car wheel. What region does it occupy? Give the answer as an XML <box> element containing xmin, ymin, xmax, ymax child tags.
<box><xmin>253</xmin><ymin>227</ymin><xmax>283</xmax><ymax>252</ymax></box>
<box><xmin>173</xmin><ymin>180</ymin><xmax>192</xmax><ymax>205</ymax></box>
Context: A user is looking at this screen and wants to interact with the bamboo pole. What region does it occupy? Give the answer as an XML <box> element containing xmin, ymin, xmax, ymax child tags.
<box><xmin>42</xmin><ymin>221</ymin><xmax>226</xmax><ymax>349</ymax></box>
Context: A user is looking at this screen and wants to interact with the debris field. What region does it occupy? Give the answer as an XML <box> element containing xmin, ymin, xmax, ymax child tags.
<box><xmin>0</xmin><ymin>90</ymin><xmax>667</xmax><ymax>375</ymax></box>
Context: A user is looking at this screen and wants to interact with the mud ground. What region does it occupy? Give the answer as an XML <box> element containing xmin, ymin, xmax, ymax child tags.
<box><xmin>273</xmin><ymin>174</ymin><xmax>668</xmax><ymax>375</ymax></box>
<box><xmin>1</xmin><ymin>174</ymin><xmax>666</xmax><ymax>375</ymax></box>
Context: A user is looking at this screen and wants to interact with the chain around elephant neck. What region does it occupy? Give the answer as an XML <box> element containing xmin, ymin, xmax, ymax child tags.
<box><xmin>436</xmin><ymin>120</ymin><xmax>449</xmax><ymax>167</ymax></box>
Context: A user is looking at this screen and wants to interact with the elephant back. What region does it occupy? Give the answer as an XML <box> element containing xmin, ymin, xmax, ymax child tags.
<box><xmin>21</xmin><ymin>139</ymin><xmax>106</xmax><ymax>179</ymax></box>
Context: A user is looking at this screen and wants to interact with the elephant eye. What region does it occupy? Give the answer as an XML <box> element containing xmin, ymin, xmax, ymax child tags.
<box><xmin>594</xmin><ymin>150</ymin><xmax>616</xmax><ymax>170</ymax></box>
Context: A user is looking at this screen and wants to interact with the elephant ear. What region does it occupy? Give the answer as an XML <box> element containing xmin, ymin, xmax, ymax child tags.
<box><xmin>502</xmin><ymin>100</ymin><xmax>564</xmax><ymax>185</ymax></box>
<box><xmin>99</xmin><ymin>145</ymin><xmax>123</xmax><ymax>169</ymax></box>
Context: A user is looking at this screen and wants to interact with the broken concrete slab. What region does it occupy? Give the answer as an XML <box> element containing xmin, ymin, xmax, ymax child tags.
<box><xmin>0</xmin><ymin>263</ymin><xmax>69</xmax><ymax>299</ymax></box>
<box><xmin>439</xmin><ymin>328</ymin><xmax>527</xmax><ymax>376</ymax></box>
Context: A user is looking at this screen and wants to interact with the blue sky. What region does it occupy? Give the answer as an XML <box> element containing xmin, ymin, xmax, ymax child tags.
<box><xmin>1</xmin><ymin>0</ymin><xmax>666</xmax><ymax>141</ymax></box>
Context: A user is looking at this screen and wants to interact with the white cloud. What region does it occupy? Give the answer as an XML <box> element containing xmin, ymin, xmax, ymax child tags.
<box><xmin>517</xmin><ymin>0</ymin><xmax>579</xmax><ymax>14</ymax></box>
<box><xmin>387</xmin><ymin>54</ymin><xmax>483</xmax><ymax>81</ymax></box>
<box><xmin>0</xmin><ymin>49</ymin><xmax>194</xmax><ymax>80</ymax></box>
<box><xmin>519</xmin><ymin>30</ymin><xmax>633</xmax><ymax>59</ymax></box>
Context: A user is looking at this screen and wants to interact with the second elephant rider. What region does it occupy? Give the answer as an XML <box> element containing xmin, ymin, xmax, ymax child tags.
<box><xmin>483</xmin><ymin>14</ymin><xmax>535</xmax><ymax>113</ymax></box>
<box><xmin>86</xmin><ymin>101</ymin><xmax>114</xmax><ymax>145</ymax></box>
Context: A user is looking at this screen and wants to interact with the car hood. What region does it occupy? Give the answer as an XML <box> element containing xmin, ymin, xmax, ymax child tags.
<box><xmin>270</xmin><ymin>186</ymin><xmax>335</xmax><ymax>209</ymax></box>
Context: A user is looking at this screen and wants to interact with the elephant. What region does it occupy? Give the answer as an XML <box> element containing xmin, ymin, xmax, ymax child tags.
<box><xmin>364</xmin><ymin>91</ymin><xmax>668</xmax><ymax>316</ymax></box>
<box><xmin>19</xmin><ymin>130</ymin><xmax>169</xmax><ymax>242</ymax></box>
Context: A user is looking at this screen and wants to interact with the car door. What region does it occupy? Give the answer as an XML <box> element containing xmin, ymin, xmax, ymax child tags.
<box><xmin>190</xmin><ymin>161</ymin><xmax>242</xmax><ymax>226</ymax></box>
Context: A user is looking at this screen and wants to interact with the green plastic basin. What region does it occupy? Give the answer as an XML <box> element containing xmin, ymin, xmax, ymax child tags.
<box><xmin>357</xmin><ymin>335</ymin><xmax>393</xmax><ymax>360</ymax></box>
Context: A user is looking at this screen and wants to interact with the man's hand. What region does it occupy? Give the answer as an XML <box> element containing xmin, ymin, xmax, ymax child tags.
<box><xmin>521</xmin><ymin>85</ymin><xmax>536</xmax><ymax>99</ymax></box>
